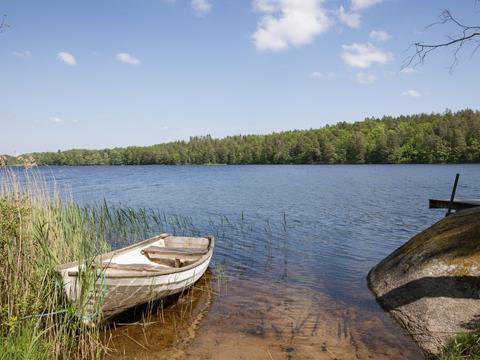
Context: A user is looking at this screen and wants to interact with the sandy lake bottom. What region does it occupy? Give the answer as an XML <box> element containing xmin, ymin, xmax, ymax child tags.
<box><xmin>105</xmin><ymin>272</ymin><xmax>423</xmax><ymax>359</ymax></box>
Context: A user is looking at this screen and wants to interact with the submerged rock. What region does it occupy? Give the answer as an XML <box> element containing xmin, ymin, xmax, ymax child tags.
<box><xmin>368</xmin><ymin>207</ymin><xmax>480</xmax><ymax>358</ymax></box>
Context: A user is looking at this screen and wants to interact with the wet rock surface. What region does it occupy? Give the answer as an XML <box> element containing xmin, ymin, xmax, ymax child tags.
<box><xmin>368</xmin><ymin>207</ymin><xmax>480</xmax><ymax>358</ymax></box>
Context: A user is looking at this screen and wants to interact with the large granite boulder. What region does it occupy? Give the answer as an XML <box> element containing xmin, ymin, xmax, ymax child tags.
<box><xmin>368</xmin><ymin>207</ymin><xmax>480</xmax><ymax>358</ymax></box>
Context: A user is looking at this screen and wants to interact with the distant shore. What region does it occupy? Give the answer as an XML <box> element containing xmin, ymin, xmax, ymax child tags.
<box><xmin>2</xmin><ymin>109</ymin><xmax>480</xmax><ymax>167</ymax></box>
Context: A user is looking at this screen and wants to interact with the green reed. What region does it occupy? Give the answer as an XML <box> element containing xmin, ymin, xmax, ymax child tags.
<box><xmin>0</xmin><ymin>168</ymin><xmax>188</xmax><ymax>359</ymax></box>
<box><xmin>0</xmin><ymin>170</ymin><xmax>104</xmax><ymax>359</ymax></box>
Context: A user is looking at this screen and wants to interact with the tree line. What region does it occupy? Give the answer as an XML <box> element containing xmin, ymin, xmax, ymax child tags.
<box><xmin>5</xmin><ymin>109</ymin><xmax>480</xmax><ymax>166</ymax></box>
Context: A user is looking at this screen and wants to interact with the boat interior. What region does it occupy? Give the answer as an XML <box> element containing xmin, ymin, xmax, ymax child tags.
<box><xmin>65</xmin><ymin>235</ymin><xmax>213</xmax><ymax>277</ymax></box>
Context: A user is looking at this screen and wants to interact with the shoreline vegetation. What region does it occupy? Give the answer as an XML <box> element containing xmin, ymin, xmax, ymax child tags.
<box><xmin>0</xmin><ymin>168</ymin><xmax>203</xmax><ymax>359</ymax></box>
<box><xmin>0</xmin><ymin>169</ymin><xmax>108</xmax><ymax>359</ymax></box>
<box><xmin>2</xmin><ymin>110</ymin><xmax>480</xmax><ymax>166</ymax></box>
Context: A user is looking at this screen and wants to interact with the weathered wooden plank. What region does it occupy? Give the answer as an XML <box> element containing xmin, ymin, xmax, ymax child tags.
<box><xmin>142</xmin><ymin>246</ymin><xmax>209</xmax><ymax>256</ymax></box>
<box><xmin>429</xmin><ymin>198</ymin><xmax>480</xmax><ymax>211</ymax></box>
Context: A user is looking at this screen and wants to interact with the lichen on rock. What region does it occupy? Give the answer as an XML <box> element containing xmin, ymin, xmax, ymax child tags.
<box><xmin>368</xmin><ymin>207</ymin><xmax>480</xmax><ymax>358</ymax></box>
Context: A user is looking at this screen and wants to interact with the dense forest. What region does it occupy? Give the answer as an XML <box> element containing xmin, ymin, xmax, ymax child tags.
<box><xmin>4</xmin><ymin>109</ymin><xmax>480</xmax><ymax>166</ymax></box>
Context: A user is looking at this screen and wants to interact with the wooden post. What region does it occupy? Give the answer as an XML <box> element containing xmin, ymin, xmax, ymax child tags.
<box><xmin>446</xmin><ymin>173</ymin><xmax>460</xmax><ymax>217</ymax></box>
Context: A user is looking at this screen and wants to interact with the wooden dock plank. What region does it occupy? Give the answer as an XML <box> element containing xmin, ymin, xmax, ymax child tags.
<box><xmin>429</xmin><ymin>198</ymin><xmax>480</xmax><ymax>211</ymax></box>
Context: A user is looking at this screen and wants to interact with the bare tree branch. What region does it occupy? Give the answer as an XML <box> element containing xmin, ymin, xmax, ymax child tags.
<box><xmin>404</xmin><ymin>9</ymin><xmax>480</xmax><ymax>72</ymax></box>
<box><xmin>0</xmin><ymin>14</ymin><xmax>9</xmax><ymax>33</ymax></box>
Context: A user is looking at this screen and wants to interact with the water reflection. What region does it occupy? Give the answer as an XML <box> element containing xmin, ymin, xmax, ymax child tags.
<box><xmin>105</xmin><ymin>271</ymin><xmax>216</xmax><ymax>359</ymax></box>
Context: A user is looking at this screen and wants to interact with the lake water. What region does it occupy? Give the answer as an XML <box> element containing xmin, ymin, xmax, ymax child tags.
<box><xmin>14</xmin><ymin>164</ymin><xmax>480</xmax><ymax>359</ymax></box>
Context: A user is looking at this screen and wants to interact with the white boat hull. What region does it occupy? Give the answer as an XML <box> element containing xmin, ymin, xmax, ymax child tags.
<box><xmin>58</xmin><ymin>234</ymin><xmax>214</xmax><ymax>321</ymax></box>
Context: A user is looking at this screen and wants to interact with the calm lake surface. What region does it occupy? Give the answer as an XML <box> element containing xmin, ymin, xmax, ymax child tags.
<box><xmin>16</xmin><ymin>164</ymin><xmax>480</xmax><ymax>358</ymax></box>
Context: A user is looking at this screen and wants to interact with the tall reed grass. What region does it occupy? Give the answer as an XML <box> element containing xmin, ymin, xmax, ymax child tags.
<box><xmin>0</xmin><ymin>168</ymin><xmax>182</xmax><ymax>359</ymax></box>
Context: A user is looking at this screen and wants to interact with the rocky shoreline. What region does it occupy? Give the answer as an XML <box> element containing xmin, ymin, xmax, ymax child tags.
<box><xmin>368</xmin><ymin>207</ymin><xmax>480</xmax><ymax>357</ymax></box>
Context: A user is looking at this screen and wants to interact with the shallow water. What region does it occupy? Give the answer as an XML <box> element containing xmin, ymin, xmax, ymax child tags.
<box><xmin>10</xmin><ymin>164</ymin><xmax>480</xmax><ymax>358</ymax></box>
<box><xmin>105</xmin><ymin>273</ymin><xmax>423</xmax><ymax>359</ymax></box>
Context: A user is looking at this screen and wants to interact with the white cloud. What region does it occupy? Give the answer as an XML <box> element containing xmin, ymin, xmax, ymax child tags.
<box><xmin>400</xmin><ymin>67</ymin><xmax>419</xmax><ymax>74</ymax></box>
<box><xmin>252</xmin><ymin>0</ymin><xmax>332</xmax><ymax>51</ymax></box>
<box><xmin>57</xmin><ymin>52</ymin><xmax>77</xmax><ymax>66</ymax></box>
<box><xmin>116</xmin><ymin>52</ymin><xmax>141</xmax><ymax>65</ymax></box>
<box><xmin>49</xmin><ymin>117</ymin><xmax>65</xmax><ymax>123</ymax></box>
<box><xmin>338</xmin><ymin>6</ymin><xmax>360</xmax><ymax>28</ymax></box>
<box><xmin>351</xmin><ymin>0</ymin><xmax>382</xmax><ymax>11</ymax></box>
<box><xmin>341</xmin><ymin>42</ymin><xmax>392</xmax><ymax>68</ymax></box>
<box><xmin>356</xmin><ymin>72</ymin><xmax>377</xmax><ymax>84</ymax></box>
<box><xmin>369</xmin><ymin>30</ymin><xmax>390</xmax><ymax>42</ymax></box>
<box><xmin>401</xmin><ymin>89</ymin><xmax>422</xmax><ymax>98</ymax></box>
<box><xmin>337</xmin><ymin>0</ymin><xmax>382</xmax><ymax>28</ymax></box>
<box><xmin>254</xmin><ymin>0</ymin><xmax>277</xmax><ymax>12</ymax></box>
<box><xmin>311</xmin><ymin>71</ymin><xmax>336</xmax><ymax>79</ymax></box>
<box><xmin>13</xmin><ymin>50</ymin><xmax>32</xmax><ymax>58</ymax></box>
<box><xmin>191</xmin><ymin>0</ymin><xmax>212</xmax><ymax>15</ymax></box>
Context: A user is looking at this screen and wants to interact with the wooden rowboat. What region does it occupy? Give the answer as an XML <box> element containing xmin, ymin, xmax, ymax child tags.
<box><xmin>57</xmin><ymin>234</ymin><xmax>214</xmax><ymax>321</ymax></box>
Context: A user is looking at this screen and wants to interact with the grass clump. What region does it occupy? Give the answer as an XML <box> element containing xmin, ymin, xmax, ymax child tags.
<box><xmin>438</xmin><ymin>329</ymin><xmax>480</xmax><ymax>360</ymax></box>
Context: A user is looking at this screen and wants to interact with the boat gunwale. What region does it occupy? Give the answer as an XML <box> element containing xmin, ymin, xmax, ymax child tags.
<box><xmin>58</xmin><ymin>234</ymin><xmax>214</xmax><ymax>279</ymax></box>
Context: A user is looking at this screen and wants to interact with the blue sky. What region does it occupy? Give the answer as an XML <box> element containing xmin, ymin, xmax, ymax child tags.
<box><xmin>1</xmin><ymin>0</ymin><xmax>479</xmax><ymax>154</ymax></box>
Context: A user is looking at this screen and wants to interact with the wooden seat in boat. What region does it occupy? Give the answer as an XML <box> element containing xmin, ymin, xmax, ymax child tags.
<box><xmin>141</xmin><ymin>246</ymin><xmax>208</xmax><ymax>256</ymax></box>
<box><xmin>141</xmin><ymin>246</ymin><xmax>207</xmax><ymax>267</ymax></box>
